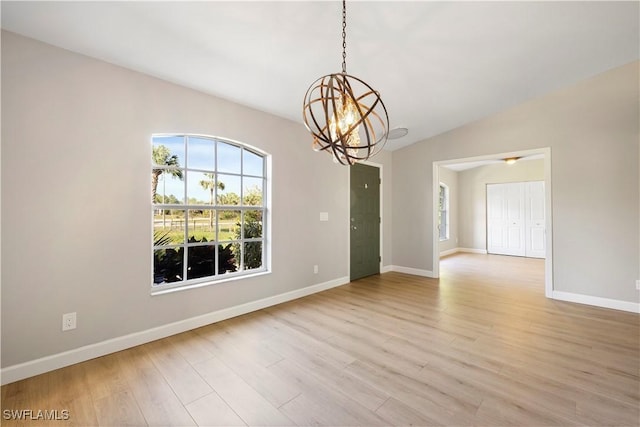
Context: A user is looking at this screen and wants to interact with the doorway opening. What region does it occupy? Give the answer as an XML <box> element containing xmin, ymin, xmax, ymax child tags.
<box><xmin>432</xmin><ymin>147</ymin><xmax>553</xmax><ymax>297</ymax></box>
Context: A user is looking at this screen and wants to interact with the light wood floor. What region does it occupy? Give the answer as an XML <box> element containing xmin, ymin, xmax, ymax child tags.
<box><xmin>2</xmin><ymin>253</ymin><xmax>639</xmax><ymax>426</ymax></box>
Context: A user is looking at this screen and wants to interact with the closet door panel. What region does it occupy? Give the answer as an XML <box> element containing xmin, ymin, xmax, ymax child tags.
<box><xmin>487</xmin><ymin>181</ymin><xmax>544</xmax><ymax>258</ymax></box>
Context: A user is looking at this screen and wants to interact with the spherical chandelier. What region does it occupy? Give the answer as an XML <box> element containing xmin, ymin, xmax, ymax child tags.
<box><xmin>302</xmin><ymin>0</ymin><xmax>389</xmax><ymax>166</ymax></box>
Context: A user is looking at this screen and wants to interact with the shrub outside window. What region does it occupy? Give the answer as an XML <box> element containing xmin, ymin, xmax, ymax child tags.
<box><xmin>152</xmin><ymin>134</ymin><xmax>267</xmax><ymax>289</ymax></box>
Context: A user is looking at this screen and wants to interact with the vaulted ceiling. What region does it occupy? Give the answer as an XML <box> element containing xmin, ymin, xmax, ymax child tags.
<box><xmin>2</xmin><ymin>1</ymin><xmax>638</xmax><ymax>151</ymax></box>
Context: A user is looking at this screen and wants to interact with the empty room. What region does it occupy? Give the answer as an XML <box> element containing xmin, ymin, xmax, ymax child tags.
<box><xmin>1</xmin><ymin>1</ymin><xmax>639</xmax><ymax>426</ymax></box>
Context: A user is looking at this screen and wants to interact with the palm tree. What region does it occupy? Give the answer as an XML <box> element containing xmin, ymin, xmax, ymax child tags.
<box><xmin>152</xmin><ymin>145</ymin><xmax>183</xmax><ymax>202</ymax></box>
<box><xmin>199</xmin><ymin>173</ymin><xmax>225</xmax><ymax>228</ymax></box>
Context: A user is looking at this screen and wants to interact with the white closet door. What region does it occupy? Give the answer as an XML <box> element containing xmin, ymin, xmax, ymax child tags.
<box><xmin>525</xmin><ymin>181</ymin><xmax>546</xmax><ymax>258</ymax></box>
<box><xmin>487</xmin><ymin>181</ymin><xmax>545</xmax><ymax>258</ymax></box>
<box><xmin>487</xmin><ymin>183</ymin><xmax>526</xmax><ymax>256</ymax></box>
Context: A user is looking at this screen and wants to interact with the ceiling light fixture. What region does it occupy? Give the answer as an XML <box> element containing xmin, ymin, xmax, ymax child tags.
<box><xmin>504</xmin><ymin>157</ymin><xmax>521</xmax><ymax>165</ymax></box>
<box><xmin>302</xmin><ymin>0</ymin><xmax>389</xmax><ymax>165</ymax></box>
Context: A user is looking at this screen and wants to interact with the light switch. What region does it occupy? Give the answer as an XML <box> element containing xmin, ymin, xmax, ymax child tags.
<box><xmin>320</xmin><ymin>212</ymin><xmax>329</xmax><ymax>221</ymax></box>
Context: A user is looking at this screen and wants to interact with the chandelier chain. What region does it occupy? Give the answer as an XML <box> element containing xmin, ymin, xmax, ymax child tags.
<box><xmin>341</xmin><ymin>0</ymin><xmax>347</xmax><ymax>73</ymax></box>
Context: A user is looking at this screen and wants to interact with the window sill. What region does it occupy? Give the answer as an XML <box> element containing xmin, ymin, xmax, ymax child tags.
<box><xmin>150</xmin><ymin>269</ymin><xmax>271</xmax><ymax>296</ymax></box>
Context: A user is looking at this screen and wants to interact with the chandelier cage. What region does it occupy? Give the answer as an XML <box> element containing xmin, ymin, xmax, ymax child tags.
<box><xmin>302</xmin><ymin>0</ymin><xmax>389</xmax><ymax>165</ymax></box>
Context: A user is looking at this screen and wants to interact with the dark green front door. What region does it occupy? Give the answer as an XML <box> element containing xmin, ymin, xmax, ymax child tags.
<box><xmin>350</xmin><ymin>163</ymin><xmax>380</xmax><ymax>281</ymax></box>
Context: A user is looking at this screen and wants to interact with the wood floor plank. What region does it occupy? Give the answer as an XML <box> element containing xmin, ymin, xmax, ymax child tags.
<box><xmin>575</xmin><ymin>390</ymin><xmax>640</xmax><ymax>426</ymax></box>
<box><xmin>312</xmin><ymin>291</ymin><xmax>475</xmax><ymax>345</ymax></box>
<box><xmin>275</xmin><ymin>302</ymin><xmax>428</xmax><ymax>374</ymax></box>
<box><xmin>81</xmin><ymin>354</ymin><xmax>129</xmax><ymax>403</ymax></box>
<box><xmin>192</xmin><ymin>356</ymin><xmax>295</xmax><ymax>426</ymax></box>
<box><xmin>344</xmin><ymin>359</ymin><xmax>478</xmax><ymax>426</ymax></box>
<box><xmin>453</xmin><ymin>333</ymin><xmax>640</xmax><ymax>406</ymax></box>
<box><xmin>263</xmin><ymin>301</ymin><xmax>336</xmax><ymax>340</ymax></box>
<box><xmin>92</xmin><ymin>390</ymin><xmax>146</xmax><ymax>427</ymax></box>
<box><xmin>49</xmin><ymin>363</ymin><xmax>99</xmax><ymax>427</ymax></box>
<box><xmin>194</xmin><ymin>320</ymin><xmax>285</xmax><ymax>369</ymax></box>
<box><xmin>270</xmin><ymin>359</ymin><xmax>389</xmax><ymax>426</ymax></box>
<box><xmin>374</xmin><ymin>396</ymin><xmax>440</xmax><ymax>427</ymax></box>
<box><xmin>0</xmin><ymin>374</ymin><xmax>52</xmax><ymax>427</ymax></box>
<box><xmin>417</xmin><ymin>353</ymin><xmax>578</xmax><ymax>423</ymax></box>
<box><xmin>264</xmin><ymin>337</ymin><xmax>390</xmax><ymax>413</ymax></box>
<box><xmin>115</xmin><ymin>346</ymin><xmax>196</xmax><ymax>426</ymax></box>
<box><xmin>1</xmin><ymin>253</ymin><xmax>638</xmax><ymax>426</ymax></box>
<box><xmin>142</xmin><ymin>339</ymin><xmax>213</xmax><ymax>405</ymax></box>
<box><xmin>185</xmin><ymin>392</ymin><xmax>246</xmax><ymax>427</ymax></box>
<box><xmin>475</xmin><ymin>396</ymin><xmax>578</xmax><ymax>426</ymax></box>
<box><xmin>197</xmin><ymin>330</ymin><xmax>302</xmax><ymax>408</ymax></box>
<box><xmin>165</xmin><ymin>330</ymin><xmax>216</xmax><ymax>366</ymax></box>
<box><xmin>258</xmin><ymin>314</ymin><xmax>357</xmax><ymax>370</ymax></box>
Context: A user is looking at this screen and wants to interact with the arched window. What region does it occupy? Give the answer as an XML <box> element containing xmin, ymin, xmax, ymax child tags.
<box><xmin>152</xmin><ymin>134</ymin><xmax>268</xmax><ymax>290</ymax></box>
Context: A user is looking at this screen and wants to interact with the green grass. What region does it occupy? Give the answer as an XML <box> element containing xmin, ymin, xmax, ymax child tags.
<box><xmin>154</xmin><ymin>213</ymin><xmax>242</xmax><ymax>246</ymax></box>
<box><xmin>154</xmin><ymin>226</ymin><xmax>237</xmax><ymax>245</ymax></box>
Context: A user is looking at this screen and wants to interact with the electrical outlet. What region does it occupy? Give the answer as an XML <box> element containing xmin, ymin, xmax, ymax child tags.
<box><xmin>313</xmin><ymin>265</ymin><xmax>319</xmax><ymax>274</ymax></box>
<box><xmin>62</xmin><ymin>312</ymin><xmax>76</xmax><ymax>331</ymax></box>
<box><xmin>636</xmin><ymin>280</ymin><xmax>640</xmax><ymax>290</ymax></box>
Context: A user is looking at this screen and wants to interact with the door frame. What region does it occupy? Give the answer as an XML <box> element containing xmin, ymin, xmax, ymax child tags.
<box><xmin>431</xmin><ymin>147</ymin><xmax>553</xmax><ymax>298</ymax></box>
<box><xmin>348</xmin><ymin>160</ymin><xmax>384</xmax><ymax>281</ymax></box>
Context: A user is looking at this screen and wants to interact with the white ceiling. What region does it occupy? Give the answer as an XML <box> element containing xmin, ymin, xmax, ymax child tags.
<box><xmin>2</xmin><ymin>1</ymin><xmax>638</xmax><ymax>151</ymax></box>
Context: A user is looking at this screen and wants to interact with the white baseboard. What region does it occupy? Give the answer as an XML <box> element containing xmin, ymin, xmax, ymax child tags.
<box><xmin>439</xmin><ymin>247</ymin><xmax>487</xmax><ymax>257</ymax></box>
<box><xmin>439</xmin><ymin>248</ymin><xmax>459</xmax><ymax>257</ymax></box>
<box><xmin>552</xmin><ymin>290</ymin><xmax>640</xmax><ymax>313</ymax></box>
<box><xmin>380</xmin><ymin>265</ymin><xmax>393</xmax><ymax>273</ymax></box>
<box><xmin>458</xmin><ymin>247</ymin><xmax>488</xmax><ymax>254</ymax></box>
<box><xmin>440</xmin><ymin>248</ymin><xmax>487</xmax><ymax>257</ymax></box>
<box><xmin>388</xmin><ymin>265</ymin><xmax>435</xmax><ymax>278</ymax></box>
<box><xmin>1</xmin><ymin>276</ymin><xmax>349</xmax><ymax>386</ymax></box>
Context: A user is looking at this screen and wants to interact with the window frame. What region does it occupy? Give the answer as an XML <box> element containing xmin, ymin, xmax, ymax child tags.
<box><xmin>151</xmin><ymin>133</ymin><xmax>269</xmax><ymax>293</ymax></box>
<box><xmin>438</xmin><ymin>182</ymin><xmax>450</xmax><ymax>241</ymax></box>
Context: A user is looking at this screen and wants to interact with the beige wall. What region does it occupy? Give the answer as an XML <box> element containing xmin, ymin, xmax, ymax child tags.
<box><xmin>457</xmin><ymin>159</ymin><xmax>544</xmax><ymax>251</ymax></box>
<box><xmin>393</xmin><ymin>61</ymin><xmax>639</xmax><ymax>303</ymax></box>
<box><xmin>0</xmin><ymin>32</ymin><xmax>393</xmax><ymax>368</ymax></box>
<box><xmin>2</xmin><ymin>29</ymin><xmax>638</xmax><ymax>374</ymax></box>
